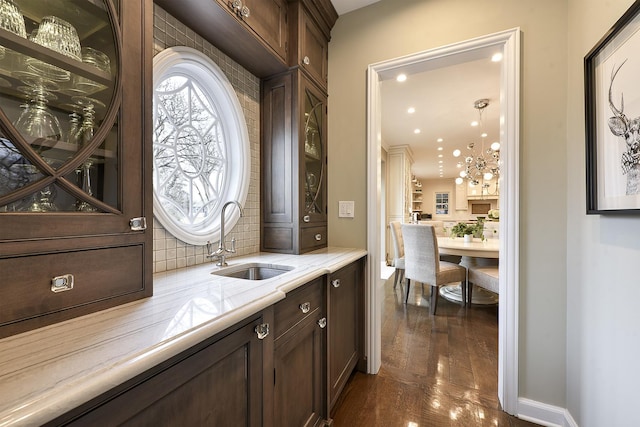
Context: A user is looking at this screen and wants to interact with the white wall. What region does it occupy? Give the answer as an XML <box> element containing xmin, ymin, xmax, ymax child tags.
<box><xmin>328</xmin><ymin>0</ymin><xmax>568</xmax><ymax>409</ymax></box>
<box><xmin>566</xmin><ymin>0</ymin><xmax>640</xmax><ymax>425</ymax></box>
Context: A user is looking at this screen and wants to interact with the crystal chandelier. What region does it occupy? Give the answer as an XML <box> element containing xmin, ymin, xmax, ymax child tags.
<box><xmin>453</xmin><ymin>99</ymin><xmax>500</xmax><ymax>196</ymax></box>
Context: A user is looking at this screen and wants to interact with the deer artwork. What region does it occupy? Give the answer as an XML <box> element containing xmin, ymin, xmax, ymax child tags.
<box><xmin>608</xmin><ymin>59</ymin><xmax>640</xmax><ymax>195</ymax></box>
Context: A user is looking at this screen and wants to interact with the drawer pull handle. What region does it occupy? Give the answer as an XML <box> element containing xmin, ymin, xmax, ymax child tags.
<box><xmin>299</xmin><ymin>302</ymin><xmax>311</xmax><ymax>314</ymax></box>
<box><xmin>129</xmin><ymin>217</ymin><xmax>147</xmax><ymax>231</ymax></box>
<box><xmin>331</xmin><ymin>279</ymin><xmax>341</xmax><ymax>288</ymax></box>
<box><xmin>255</xmin><ymin>323</ymin><xmax>269</xmax><ymax>340</ymax></box>
<box><xmin>51</xmin><ymin>274</ymin><xmax>74</xmax><ymax>293</ymax></box>
<box><xmin>303</xmin><ymin>56</ymin><xmax>310</xmax><ymax>65</ymax></box>
<box><xmin>317</xmin><ymin>317</ymin><xmax>327</xmax><ymax>328</ymax></box>
<box><xmin>315</xmin><ymin>233</ymin><xmax>322</xmax><ymax>241</ymax></box>
<box><xmin>303</xmin><ymin>215</ymin><xmax>310</xmax><ymax>223</ymax></box>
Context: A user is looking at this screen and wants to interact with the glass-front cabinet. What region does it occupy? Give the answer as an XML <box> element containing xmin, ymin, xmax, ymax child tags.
<box><xmin>261</xmin><ymin>69</ymin><xmax>327</xmax><ymax>254</ymax></box>
<box><xmin>0</xmin><ymin>0</ymin><xmax>152</xmax><ymax>338</ymax></box>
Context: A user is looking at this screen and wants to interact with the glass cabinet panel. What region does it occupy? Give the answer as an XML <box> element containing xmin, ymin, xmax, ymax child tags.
<box><xmin>0</xmin><ymin>0</ymin><xmax>120</xmax><ymax>213</ymax></box>
<box><xmin>303</xmin><ymin>87</ymin><xmax>323</xmax><ymax>216</ymax></box>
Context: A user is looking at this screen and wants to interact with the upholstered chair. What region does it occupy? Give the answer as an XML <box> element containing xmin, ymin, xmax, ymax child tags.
<box><xmin>467</xmin><ymin>265</ymin><xmax>499</xmax><ymax>305</ymax></box>
<box><xmin>389</xmin><ymin>221</ymin><xmax>405</xmax><ymax>289</ymax></box>
<box><xmin>401</xmin><ymin>224</ymin><xmax>467</xmax><ymax>315</ymax></box>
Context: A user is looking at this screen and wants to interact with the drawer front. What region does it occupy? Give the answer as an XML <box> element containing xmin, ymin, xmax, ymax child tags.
<box><xmin>0</xmin><ymin>245</ymin><xmax>145</xmax><ymax>327</ymax></box>
<box><xmin>274</xmin><ymin>277</ymin><xmax>323</xmax><ymax>339</ymax></box>
<box><xmin>300</xmin><ymin>226</ymin><xmax>327</xmax><ymax>252</ymax></box>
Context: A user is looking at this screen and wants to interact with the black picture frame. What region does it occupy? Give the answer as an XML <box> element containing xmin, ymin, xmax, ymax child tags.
<box><xmin>585</xmin><ymin>0</ymin><xmax>640</xmax><ymax>214</ymax></box>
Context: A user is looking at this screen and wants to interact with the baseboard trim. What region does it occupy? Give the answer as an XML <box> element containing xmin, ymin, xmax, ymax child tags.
<box><xmin>518</xmin><ymin>398</ymin><xmax>579</xmax><ymax>427</ymax></box>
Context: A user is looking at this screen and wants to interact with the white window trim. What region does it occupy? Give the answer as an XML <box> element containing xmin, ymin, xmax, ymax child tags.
<box><xmin>152</xmin><ymin>46</ymin><xmax>250</xmax><ymax>245</ymax></box>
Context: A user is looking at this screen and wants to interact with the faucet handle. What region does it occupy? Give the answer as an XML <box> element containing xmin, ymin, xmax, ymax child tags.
<box><xmin>229</xmin><ymin>236</ymin><xmax>237</xmax><ymax>253</ymax></box>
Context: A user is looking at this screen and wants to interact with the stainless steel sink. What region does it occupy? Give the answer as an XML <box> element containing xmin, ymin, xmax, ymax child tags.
<box><xmin>212</xmin><ymin>263</ymin><xmax>294</xmax><ymax>280</ymax></box>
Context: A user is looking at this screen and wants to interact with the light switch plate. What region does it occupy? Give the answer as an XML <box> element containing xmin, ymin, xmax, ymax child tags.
<box><xmin>338</xmin><ymin>201</ymin><xmax>355</xmax><ymax>218</ymax></box>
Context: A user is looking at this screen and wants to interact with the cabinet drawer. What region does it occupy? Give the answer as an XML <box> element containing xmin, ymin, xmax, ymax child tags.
<box><xmin>0</xmin><ymin>245</ymin><xmax>145</xmax><ymax>328</ymax></box>
<box><xmin>300</xmin><ymin>226</ymin><xmax>327</xmax><ymax>251</ymax></box>
<box><xmin>274</xmin><ymin>277</ymin><xmax>323</xmax><ymax>339</ymax></box>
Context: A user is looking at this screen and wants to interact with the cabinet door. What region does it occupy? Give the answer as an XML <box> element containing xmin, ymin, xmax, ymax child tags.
<box><xmin>217</xmin><ymin>0</ymin><xmax>287</xmax><ymax>61</ymax></box>
<box><xmin>59</xmin><ymin>318</ymin><xmax>266</xmax><ymax>427</ymax></box>
<box><xmin>274</xmin><ymin>312</ymin><xmax>325</xmax><ymax>427</ymax></box>
<box><xmin>327</xmin><ymin>259</ymin><xmax>363</xmax><ymax>412</ymax></box>
<box><xmin>0</xmin><ymin>0</ymin><xmax>152</xmax><ymax>337</ymax></box>
<box><xmin>298</xmin><ymin>9</ymin><xmax>328</xmax><ymax>87</ymax></box>
<box><xmin>299</xmin><ymin>75</ymin><xmax>326</xmax><ymax>226</ymax></box>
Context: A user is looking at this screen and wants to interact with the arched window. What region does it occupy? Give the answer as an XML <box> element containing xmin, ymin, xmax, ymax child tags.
<box><xmin>152</xmin><ymin>47</ymin><xmax>249</xmax><ymax>245</ymax></box>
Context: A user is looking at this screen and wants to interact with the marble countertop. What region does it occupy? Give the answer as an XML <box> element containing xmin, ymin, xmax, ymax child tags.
<box><xmin>0</xmin><ymin>247</ymin><xmax>367</xmax><ymax>426</ymax></box>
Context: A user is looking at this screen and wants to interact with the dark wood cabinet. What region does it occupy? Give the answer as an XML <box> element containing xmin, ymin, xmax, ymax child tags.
<box><xmin>155</xmin><ymin>0</ymin><xmax>289</xmax><ymax>78</ymax></box>
<box><xmin>50</xmin><ymin>312</ymin><xmax>272</xmax><ymax>426</ymax></box>
<box><xmin>327</xmin><ymin>258</ymin><xmax>366</xmax><ymax>413</ymax></box>
<box><xmin>261</xmin><ymin>69</ymin><xmax>327</xmax><ymax>254</ymax></box>
<box><xmin>288</xmin><ymin>1</ymin><xmax>331</xmax><ymax>89</ymax></box>
<box><xmin>273</xmin><ymin>277</ymin><xmax>326</xmax><ymax>427</ymax></box>
<box><xmin>0</xmin><ymin>0</ymin><xmax>152</xmax><ymax>338</ymax></box>
<box><xmin>216</xmin><ymin>0</ymin><xmax>288</xmax><ymax>62</ymax></box>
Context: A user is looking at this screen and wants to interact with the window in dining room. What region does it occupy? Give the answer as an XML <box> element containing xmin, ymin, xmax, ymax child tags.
<box><xmin>435</xmin><ymin>192</ymin><xmax>449</xmax><ymax>215</ymax></box>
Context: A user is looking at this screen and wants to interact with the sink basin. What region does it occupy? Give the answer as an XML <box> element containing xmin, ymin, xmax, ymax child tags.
<box><xmin>212</xmin><ymin>263</ymin><xmax>294</xmax><ymax>280</ymax></box>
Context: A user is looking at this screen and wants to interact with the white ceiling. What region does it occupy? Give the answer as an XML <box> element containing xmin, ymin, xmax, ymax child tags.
<box><xmin>380</xmin><ymin>53</ymin><xmax>501</xmax><ymax>181</ymax></box>
<box><xmin>330</xmin><ymin>0</ymin><xmax>380</xmax><ymax>15</ymax></box>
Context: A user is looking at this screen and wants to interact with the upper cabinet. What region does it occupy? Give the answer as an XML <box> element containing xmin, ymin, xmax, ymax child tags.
<box><xmin>0</xmin><ymin>0</ymin><xmax>152</xmax><ymax>338</ymax></box>
<box><xmin>216</xmin><ymin>0</ymin><xmax>287</xmax><ymax>61</ymax></box>
<box><xmin>155</xmin><ymin>0</ymin><xmax>289</xmax><ymax>78</ymax></box>
<box><xmin>288</xmin><ymin>1</ymin><xmax>332</xmax><ymax>89</ymax></box>
<box><xmin>262</xmin><ymin>69</ymin><xmax>327</xmax><ymax>254</ymax></box>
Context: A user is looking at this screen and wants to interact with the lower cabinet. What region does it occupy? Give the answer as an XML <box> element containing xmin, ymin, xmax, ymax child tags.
<box><xmin>50</xmin><ymin>313</ymin><xmax>271</xmax><ymax>427</ymax></box>
<box><xmin>273</xmin><ymin>277</ymin><xmax>326</xmax><ymax>427</ymax></box>
<box><xmin>48</xmin><ymin>259</ymin><xmax>366</xmax><ymax>426</ymax></box>
<box><xmin>327</xmin><ymin>257</ymin><xmax>365</xmax><ymax>413</ymax></box>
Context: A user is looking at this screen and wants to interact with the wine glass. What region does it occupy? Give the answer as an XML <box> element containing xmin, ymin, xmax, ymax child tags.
<box><xmin>13</xmin><ymin>87</ymin><xmax>62</xmax><ymax>142</ymax></box>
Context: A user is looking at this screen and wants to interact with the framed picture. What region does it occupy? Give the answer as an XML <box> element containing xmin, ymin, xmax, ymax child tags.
<box><xmin>585</xmin><ymin>0</ymin><xmax>640</xmax><ymax>213</ymax></box>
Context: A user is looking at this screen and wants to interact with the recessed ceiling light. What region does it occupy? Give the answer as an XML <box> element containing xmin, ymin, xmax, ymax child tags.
<box><xmin>397</xmin><ymin>74</ymin><xmax>407</xmax><ymax>82</ymax></box>
<box><xmin>437</xmin><ymin>146</ymin><xmax>443</xmax><ymax>151</ymax></box>
<box><xmin>438</xmin><ymin>154</ymin><xmax>443</xmax><ymax>158</ymax></box>
<box><xmin>481</xmin><ymin>132</ymin><xmax>487</xmax><ymax>138</ymax></box>
<box><xmin>437</xmin><ymin>138</ymin><xmax>443</xmax><ymax>142</ymax></box>
<box><xmin>453</xmin><ymin>149</ymin><xmax>461</xmax><ymax>157</ymax></box>
<box><xmin>471</xmin><ymin>121</ymin><xmax>479</xmax><ymax>127</ymax></box>
<box><xmin>438</xmin><ymin>160</ymin><xmax>443</xmax><ymax>164</ymax></box>
<box><xmin>414</xmin><ymin>129</ymin><xmax>421</xmax><ymax>134</ymax></box>
<box><xmin>407</xmin><ymin>107</ymin><xmax>415</xmax><ymax>114</ymax></box>
<box><xmin>492</xmin><ymin>53</ymin><xmax>503</xmax><ymax>62</ymax></box>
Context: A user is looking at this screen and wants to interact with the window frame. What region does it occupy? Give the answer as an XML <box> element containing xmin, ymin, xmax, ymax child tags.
<box><xmin>152</xmin><ymin>46</ymin><xmax>250</xmax><ymax>245</ymax></box>
<box><xmin>434</xmin><ymin>191</ymin><xmax>450</xmax><ymax>215</ymax></box>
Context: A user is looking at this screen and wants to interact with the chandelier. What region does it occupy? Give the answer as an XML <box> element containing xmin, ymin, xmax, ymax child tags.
<box><xmin>453</xmin><ymin>99</ymin><xmax>500</xmax><ymax>196</ymax></box>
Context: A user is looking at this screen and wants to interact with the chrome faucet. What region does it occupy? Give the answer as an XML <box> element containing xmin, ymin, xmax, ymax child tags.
<box><xmin>207</xmin><ymin>200</ymin><xmax>243</xmax><ymax>267</ymax></box>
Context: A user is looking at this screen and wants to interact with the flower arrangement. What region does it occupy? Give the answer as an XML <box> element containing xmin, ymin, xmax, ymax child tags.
<box><xmin>488</xmin><ymin>209</ymin><xmax>500</xmax><ymax>220</ymax></box>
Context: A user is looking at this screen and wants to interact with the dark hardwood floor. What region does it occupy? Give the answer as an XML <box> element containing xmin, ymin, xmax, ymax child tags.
<box><xmin>331</xmin><ymin>277</ymin><xmax>539</xmax><ymax>426</ymax></box>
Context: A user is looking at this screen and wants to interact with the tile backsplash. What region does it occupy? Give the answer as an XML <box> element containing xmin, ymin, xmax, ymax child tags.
<box><xmin>152</xmin><ymin>5</ymin><xmax>260</xmax><ymax>273</ymax></box>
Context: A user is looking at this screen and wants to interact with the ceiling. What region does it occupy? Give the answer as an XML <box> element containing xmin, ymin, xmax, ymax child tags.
<box><xmin>330</xmin><ymin>0</ymin><xmax>381</xmax><ymax>15</ymax></box>
<box><xmin>380</xmin><ymin>52</ymin><xmax>502</xmax><ymax>181</ymax></box>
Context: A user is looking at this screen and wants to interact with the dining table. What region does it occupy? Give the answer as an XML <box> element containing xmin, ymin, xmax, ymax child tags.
<box><xmin>437</xmin><ymin>236</ymin><xmax>500</xmax><ymax>305</ymax></box>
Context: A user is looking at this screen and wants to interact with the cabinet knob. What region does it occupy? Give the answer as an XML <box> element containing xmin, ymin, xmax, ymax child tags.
<box><xmin>317</xmin><ymin>317</ymin><xmax>327</xmax><ymax>329</ymax></box>
<box><xmin>255</xmin><ymin>323</ymin><xmax>269</xmax><ymax>340</ymax></box>
<box><xmin>315</xmin><ymin>233</ymin><xmax>322</xmax><ymax>241</ymax></box>
<box><xmin>241</xmin><ymin>5</ymin><xmax>250</xmax><ymax>18</ymax></box>
<box><xmin>299</xmin><ymin>302</ymin><xmax>311</xmax><ymax>314</ymax></box>
<box><xmin>303</xmin><ymin>56</ymin><xmax>310</xmax><ymax>65</ymax></box>
<box><xmin>303</xmin><ymin>215</ymin><xmax>310</xmax><ymax>223</ymax></box>
<box><xmin>230</xmin><ymin>0</ymin><xmax>242</xmax><ymax>12</ymax></box>
<box><xmin>331</xmin><ymin>279</ymin><xmax>341</xmax><ymax>288</ymax></box>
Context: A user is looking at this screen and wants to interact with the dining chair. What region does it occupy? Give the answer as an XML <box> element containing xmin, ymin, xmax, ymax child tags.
<box><xmin>389</xmin><ymin>221</ymin><xmax>405</xmax><ymax>289</ymax></box>
<box><xmin>402</xmin><ymin>224</ymin><xmax>467</xmax><ymax>315</ymax></box>
<box><xmin>467</xmin><ymin>265</ymin><xmax>499</xmax><ymax>305</ymax></box>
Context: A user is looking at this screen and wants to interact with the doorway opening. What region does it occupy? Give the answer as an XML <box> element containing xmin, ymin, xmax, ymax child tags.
<box><xmin>365</xmin><ymin>28</ymin><xmax>520</xmax><ymax>414</ymax></box>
